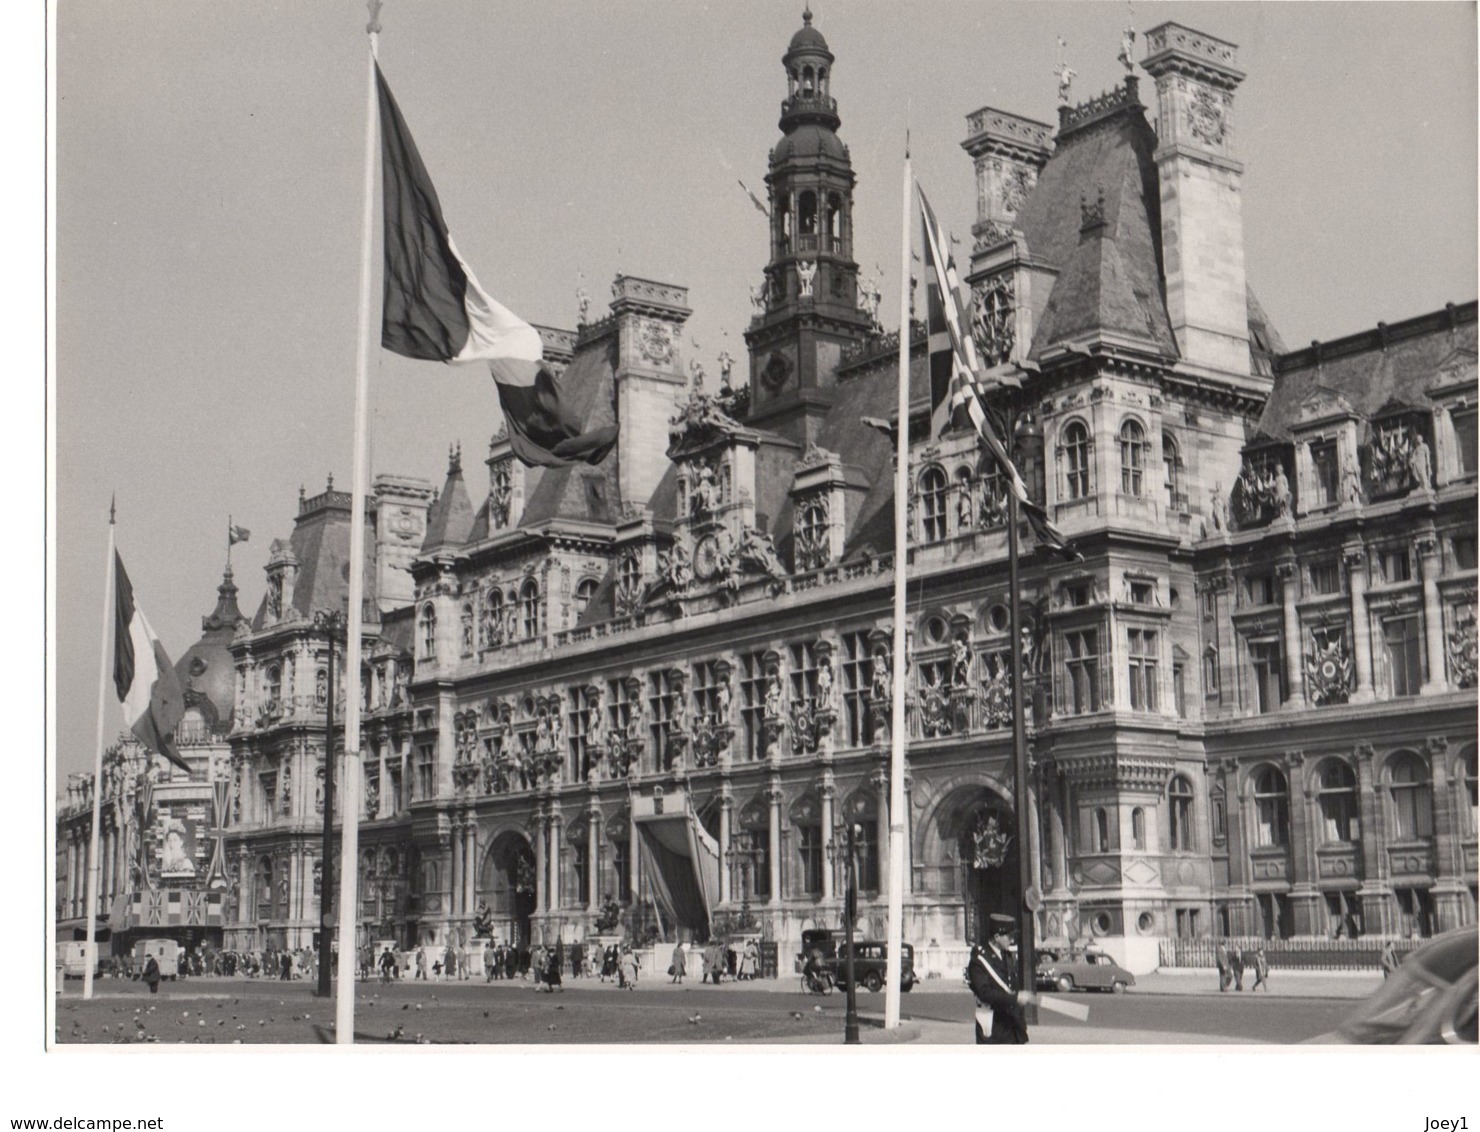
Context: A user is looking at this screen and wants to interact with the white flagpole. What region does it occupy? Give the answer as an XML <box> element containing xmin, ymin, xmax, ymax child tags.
<box><xmin>336</xmin><ymin>0</ymin><xmax>381</xmax><ymax>1045</ymax></box>
<box><xmin>82</xmin><ymin>500</ymin><xmax>116</xmax><ymax>1001</ymax></box>
<box><xmin>884</xmin><ymin>148</ymin><xmax>912</xmax><ymax>1030</ymax></box>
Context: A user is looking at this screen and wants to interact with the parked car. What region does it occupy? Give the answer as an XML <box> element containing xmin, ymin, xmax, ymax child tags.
<box><xmin>1309</xmin><ymin>927</ymin><xmax>1477</xmax><ymax>1044</ymax></box>
<box><xmin>1036</xmin><ymin>946</ymin><xmax>1135</xmax><ymax>993</ymax></box>
<box><xmin>830</xmin><ymin>941</ymin><xmax>917</xmax><ymax>993</ymax></box>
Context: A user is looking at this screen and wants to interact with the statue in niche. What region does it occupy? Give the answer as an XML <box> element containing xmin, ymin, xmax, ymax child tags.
<box><xmin>950</xmin><ymin>638</ymin><xmax>972</xmax><ymax>689</ymax></box>
<box><xmin>1208</xmin><ymin>483</ymin><xmax>1227</xmax><ymax>531</ymax></box>
<box><xmin>871</xmin><ymin>648</ymin><xmax>892</xmax><ymax>704</ymax></box>
<box><xmin>764</xmin><ymin>673</ymin><xmax>784</xmax><ymax>720</ymax></box>
<box><xmin>1341</xmin><ymin>456</ymin><xmax>1364</xmax><ymax>505</ymax></box>
<box><xmin>714</xmin><ymin>678</ymin><xmax>732</xmax><ymax>723</ymax></box>
<box><xmin>1272</xmin><ymin>466</ymin><xmax>1291</xmax><ymax>517</ymax></box>
<box><xmin>815</xmin><ymin>659</ymin><xmax>834</xmax><ymax>708</ymax></box>
<box><xmin>797</xmin><ymin>260</ymin><xmax>818</xmax><ymax>298</ymax></box>
<box><xmin>1409</xmin><ymin>433</ymin><xmax>1433</xmax><ymax>489</ymax></box>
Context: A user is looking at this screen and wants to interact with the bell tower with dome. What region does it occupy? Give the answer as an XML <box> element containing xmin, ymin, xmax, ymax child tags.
<box><xmin>744</xmin><ymin>8</ymin><xmax>872</xmax><ymax>447</ymax></box>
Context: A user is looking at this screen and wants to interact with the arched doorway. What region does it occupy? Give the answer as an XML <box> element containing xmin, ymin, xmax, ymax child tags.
<box><xmin>481</xmin><ymin>831</ymin><xmax>536</xmax><ymax>951</ymax></box>
<box><xmin>935</xmin><ymin>787</ymin><xmax>1019</xmax><ymax>945</ymax></box>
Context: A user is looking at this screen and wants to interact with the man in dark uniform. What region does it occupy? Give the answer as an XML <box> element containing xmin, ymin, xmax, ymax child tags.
<box><xmin>967</xmin><ymin>913</ymin><xmax>1031</xmax><ymax>1044</ymax></box>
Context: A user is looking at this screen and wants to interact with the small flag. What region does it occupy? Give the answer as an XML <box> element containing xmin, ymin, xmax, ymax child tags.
<box><xmin>114</xmin><ymin>552</ymin><xmax>188</xmax><ymax>771</ymax></box>
<box><xmin>229</xmin><ymin>524</ymin><xmax>251</xmax><ymax>545</ymax></box>
<box><xmin>738</xmin><ymin>179</ymin><xmax>770</xmax><ymax>218</ymax></box>
<box><xmin>918</xmin><ymin>182</ymin><xmax>1078</xmax><ymax>561</ymax></box>
<box><xmin>375</xmin><ymin>64</ymin><xmax>616</xmax><ymax>468</ymax></box>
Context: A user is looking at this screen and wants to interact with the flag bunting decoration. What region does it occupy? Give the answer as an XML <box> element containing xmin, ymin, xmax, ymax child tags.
<box><xmin>229</xmin><ymin>524</ymin><xmax>251</xmax><ymax>545</ymax></box>
<box><xmin>917</xmin><ymin>183</ymin><xmax>1079</xmax><ymax>561</ymax></box>
<box><xmin>375</xmin><ymin>64</ymin><xmax>616</xmax><ymax>469</ymax></box>
<box><xmin>114</xmin><ymin>552</ymin><xmax>189</xmax><ymax>771</ymax></box>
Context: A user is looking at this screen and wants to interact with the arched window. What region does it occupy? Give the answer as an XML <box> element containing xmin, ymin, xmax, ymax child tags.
<box><xmin>520</xmin><ymin>579</ymin><xmax>541</xmax><ymax>639</ymax></box>
<box><xmin>1463</xmin><ymin>747</ymin><xmax>1478</xmax><ymax>835</ymax></box>
<box><xmin>919</xmin><ymin>466</ymin><xmax>948</xmax><ymax>543</ymax></box>
<box><xmin>826</xmin><ymin>193</ymin><xmax>843</xmax><ymax>245</ymax></box>
<box><xmin>418</xmin><ymin>604</ymin><xmax>437</xmax><ymax>660</ymax></box>
<box><xmin>1389</xmin><ymin>752</ymin><xmax>1433</xmax><ymax>840</ymax></box>
<box><xmin>482</xmin><ymin>588</ymin><xmax>504</xmax><ymax>648</ymax></box>
<box><xmin>1131</xmin><ymin>807</ymin><xmax>1146</xmax><ymax>850</ymax></box>
<box><xmin>1169</xmin><ymin>775</ymin><xmax>1195</xmax><ymax>851</ymax></box>
<box><xmin>1253</xmin><ymin>767</ymin><xmax>1290</xmax><ymax>848</ymax></box>
<box><xmin>1120</xmin><ymin>419</ymin><xmax>1147</xmax><ymax>496</ymax></box>
<box><xmin>798</xmin><ymin>190</ymin><xmax>818</xmax><ymax>237</ymax></box>
<box><xmin>795</xmin><ymin>499</ymin><xmax>830</xmax><ymax>571</ymax></box>
<box><xmin>979</xmin><ymin>457</ymin><xmax>1008</xmax><ymax>527</ymax></box>
<box><xmin>954</xmin><ymin>467</ymin><xmax>974</xmax><ymax>532</ymax></box>
<box><xmin>801</xmin><ymin>65</ymin><xmax>815</xmax><ymax>97</ymax></box>
<box><xmin>1163</xmin><ymin>433</ymin><xmax>1180</xmax><ymax>506</ymax></box>
<box><xmin>265</xmin><ymin>664</ymin><xmax>281</xmax><ymax>707</ymax></box>
<box><xmin>574</xmin><ymin>578</ymin><xmax>598</xmax><ymax>619</ymax></box>
<box><xmin>1062</xmin><ymin>421</ymin><xmax>1091</xmax><ymax>500</ymax></box>
<box><xmin>1317</xmin><ymin>761</ymin><xmax>1359</xmax><ymax>843</ymax></box>
<box><xmin>1093</xmin><ymin>807</ymin><xmax>1111</xmax><ymax>853</ymax></box>
<box><xmin>459</xmin><ymin>602</ymin><xmax>475</xmax><ymax>656</ymax></box>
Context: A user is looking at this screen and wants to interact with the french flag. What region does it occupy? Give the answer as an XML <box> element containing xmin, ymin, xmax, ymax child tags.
<box><xmin>375</xmin><ymin>64</ymin><xmax>616</xmax><ymax>469</ymax></box>
<box><xmin>113</xmin><ymin>552</ymin><xmax>188</xmax><ymax>771</ymax></box>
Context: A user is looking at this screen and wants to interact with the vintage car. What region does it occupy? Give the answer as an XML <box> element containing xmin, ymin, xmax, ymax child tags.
<box><xmin>1310</xmin><ymin>926</ymin><xmax>1477</xmax><ymax>1044</ymax></box>
<box><xmin>830</xmin><ymin>941</ymin><xmax>917</xmax><ymax>993</ymax></box>
<box><xmin>1036</xmin><ymin>946</ymin><xmax>1135</xmax><ymax>993</ymax></box>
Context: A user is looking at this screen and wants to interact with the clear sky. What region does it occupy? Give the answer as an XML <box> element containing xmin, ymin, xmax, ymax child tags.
<box><xmin>54</xmin><ymin>1</ymin><xmax>1476</xmax><ymax>782</ymax></box>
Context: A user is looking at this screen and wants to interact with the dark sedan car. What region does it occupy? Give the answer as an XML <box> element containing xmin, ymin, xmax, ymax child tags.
<box><xmin>1311</xmin><ymin>927</ymin><xmax>1477</xmax><ymax>1044</ymax></box>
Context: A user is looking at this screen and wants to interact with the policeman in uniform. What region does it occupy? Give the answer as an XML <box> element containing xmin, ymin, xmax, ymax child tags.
<box><xmin>968</xmin><ymin>913</ymin><xmax>1032</xmax><ymax>1044</ymax></box>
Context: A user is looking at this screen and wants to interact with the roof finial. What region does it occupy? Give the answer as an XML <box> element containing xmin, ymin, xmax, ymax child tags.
<box><xmin>327</xmin><ymin>472</ymin><xmax>334</xmax><ymax>492</ymax></box>
<box><xmin>1056</xmin><ymin>37</ymin><xmax>1076</xmax><ymax>104</ymax></box>
<box><xmin>802</xmin><ymin>5</ymin><xmax>813</xmax><ymax>27</ymax></box>
<box><xmin>449</xmin><ymin>441</ymin><xmax>462</xmax><ymax>473</ymax></box>
<box><xmin>109</xmin><ymin>493</ymin><xmax>116</xmax><ymax>526</ymax></box>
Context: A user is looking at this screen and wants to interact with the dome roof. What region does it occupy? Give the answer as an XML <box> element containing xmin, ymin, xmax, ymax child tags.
<box><xmin>774</xmin><ymin>123</ymin><xmax>846</xmax><ymax>162</ymax></box>
<box><xmin>788</xmin><ymin>9</ymin><xmax>829</xmax><ymax>54</ymax></box>
<box><xmin>175</xmin><ymin>566</ymin><xmax>244</xmax><ymax>731</ymax></box>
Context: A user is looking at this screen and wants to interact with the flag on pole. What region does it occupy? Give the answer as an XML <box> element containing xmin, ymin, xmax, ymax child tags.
<box><xmin>113</xmin><ymin>552</ymin><xmax>188</xmax><ymax>771</ymax></box>
<box><xmin>738</xmin><ymin>179</ymin><xmax>770</xmax><ymax>218</ymax></box>
<box><xmin>917</xmin><ymin>182</ymin><xmax>1078</xmax><ymax>561</ymax></box>
<box><xmin>229</xmin><ymin>524</ymin><xmax>251</xmax><ymax>545</ymax></box>
<box><xmin>375</xmin><ymin>64</ymin><xmax>616</xmax><ymax>469</ymax></box>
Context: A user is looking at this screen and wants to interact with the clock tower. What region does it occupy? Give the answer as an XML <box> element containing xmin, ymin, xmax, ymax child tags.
<box><xmin>743</xmin><ymin>8</ymin><xmax>872</xmax><ymax>447</ymax></box>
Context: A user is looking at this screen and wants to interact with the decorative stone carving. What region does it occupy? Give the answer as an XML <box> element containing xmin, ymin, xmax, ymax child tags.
<box><xmin>919</xmin><ymin>670</ymin><xmax>951</xmax><ymax>738</ymax></box>
<box><xmin>972</xmin><ymin>275</ymin><xmax>1015</xmax><ymax>367</ymax></box>
<box><xmin>490</xmin><ymin>463</ymin><xmax>513</xmax><ymax>528</ymax></box>
<box><xmin>668</xmin><ymin>389</ymin><xmax>746</xmax><ymax>455</ymax></box>
<box><xmin>657</xmin><ymin>542</ymin><xmax>693</xmax><ymax>594</ymax></box>
<box><xmin>1188</xmin><ymin>85</ymin><xmax>1226</xmax><ymax>146</ymax></box>
<box><xmin>980</xmin><ymin>652</ymin><xmax>1012</xmax><ymax>729</ymax></box>
<box><xmin>1305</xmin><ymin>626</ymin><xmax>1353</xmax><ymax>706</ymax></box>
<box><xmin>639</xmin><ymin>320</ymin><xmax>674</xmax><ymax>366</ymax></box>
<box><xmin>796</xmin><ymin>259</ymin><xmax>817</xmax><ymax>298</ymax></box>
<box><xmin>1448</xmin><ymin>606</ymin><xmax>1477</xmax><ymax>689</ymax></box>
<box><xmin>1230</xmin><ymin>457</ymin><xmax>1291</xmax><ymax>527</ymax></box>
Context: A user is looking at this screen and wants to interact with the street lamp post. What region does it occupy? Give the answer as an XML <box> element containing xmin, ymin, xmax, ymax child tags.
<box><xmin>829</xmin><ymin>820</ymin><xmax>861</xmax><ymax>1045</ymax></box>
<box><xmin>314</xmin><ymin>609</ymin><xmax>343</xmax><ymax>998</ymax></box>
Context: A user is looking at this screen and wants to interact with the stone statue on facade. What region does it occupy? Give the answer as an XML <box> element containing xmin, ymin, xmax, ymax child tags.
<box><xmin>1409</xmin><ymin>434</ymin><xmax>1433</xmax><ymax>489</ymax></box>
<box><xmin>797</xmin><ymin>260</ymin><xmax>818</xmax><ymax>298</ymax></box>
<box><xmin>950</xmin><ymin>638</ymin><xmax>972</xmax><ymax>689</ymax></box>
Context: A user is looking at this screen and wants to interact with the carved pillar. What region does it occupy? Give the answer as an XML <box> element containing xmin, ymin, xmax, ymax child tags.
<box><xmin>1049</xmin><ymin>765</ymin><xmax>1068</xmax><ymax>894</ymax></box>
<box><xmin>1345</xmin><ymin>546</ymin><xmax>1374</xmax><ymax>703</ymax></box>
<box><xmin>767</xmin><ymin>781</ymin><xmax>783</xmax><ymax>906</ymax></box>
<box><xmin>1278</xmin><ymin>562</ymin><xmax>1306</xmax><ymax>707</ymax></box>
<box><xmin>549</xmin><ymin>809</ymin><xmax>563</xmax><ymax>912</ymax></box>
<box><xmin>449</xmin><ymin>818</ymin><xmax>463</xmax><ymax>917</ymax></box>
<box><xmin>718</xmin><ymin>791</ymin><xmax>732</xmax><ymax>905</ymax></box>
<box><xmin>1426</xmin><ymin>737</ymin><xmax>1467</xmax><ymax>932</ymax></box>
<box><xmin>464</xmin><ymin>820</ymin><xmax>478</xmax><ymax>915</ymax></box>
<box><xmin>819</xmin><ymin>778</ymin><xmax>835</xmax><ymax>902</ymax></box>
<box><xmin>533</xmin><ymin>809</ymin><xmax>548</xmax><ymax>915</ymax></box>
<box><xmin>1284</xmin><ymin>750</ymin><xmax>1322</xmax><ymax>935</ymax></box>
<box><xmin>1353</xmin><ymin>743</ymin><xmax>1392</xmax><ymax>936</ymax></box>
<box><xmin>586</xmin><ymin>808</ymin><xmax>600</xmax><ymax>910</ymax></box>
<box><xmin>872</xmin><ymin>769</ymin><xmax>890</xmax><ymax>900</ymax></box>
<box><xmin>1221</xmin><ymin>759</ymin><xmax>1249</xmax><ymax>900</ymax></box>
<box><xmin>1418</xmin><ymin>536</ymin><xmax>1449</xmax><ymax>694</ymax></box>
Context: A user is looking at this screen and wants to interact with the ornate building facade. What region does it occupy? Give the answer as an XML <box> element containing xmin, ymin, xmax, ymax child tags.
<box><xmin>62</xmin><ymin>15</ymin><xmax>1477</xmax><ymax>972</ymax></box>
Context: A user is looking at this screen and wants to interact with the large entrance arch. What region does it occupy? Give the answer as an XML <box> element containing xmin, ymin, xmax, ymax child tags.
<box><xmin>481</xmin><ymin>831</ymin><xmax>536</xmax><ymax>951</ymax></box>
<box><xmin>924</xmin><ymin>784</ymin><xmax>1020</xmax><ymax>945</ymax></box>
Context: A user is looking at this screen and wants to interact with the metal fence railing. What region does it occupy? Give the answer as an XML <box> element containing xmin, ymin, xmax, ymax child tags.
<box><xmin>1158</xmin><ymin>936</ymin><xmax>1426</xmax><ymax>971</ymax></box>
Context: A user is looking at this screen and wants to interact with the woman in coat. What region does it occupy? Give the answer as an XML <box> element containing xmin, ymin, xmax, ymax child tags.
<box><xmin>142</xmin><ymin>954</ymin><xmax>162</xmax><ymax>995</ymax></box>
<box><xmin>619</xmin><ymin>945</ymin><xmax>640</xmax><ymax>990</ymax></box>
<box><xmin>670</xmin><ymin>941</ymin><xmax>687</xmax><ymax>984</ymax></box>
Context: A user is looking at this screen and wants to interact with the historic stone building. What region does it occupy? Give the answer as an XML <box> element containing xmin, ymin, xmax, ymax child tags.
<box><xmin>61</xmin><ymin>14</ymin><xmax>1477</xmax><ymax>973</ymax></box>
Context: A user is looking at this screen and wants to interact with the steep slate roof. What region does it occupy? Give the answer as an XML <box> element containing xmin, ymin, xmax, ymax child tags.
<box><xmin>251</xmin><ymin>494</ymin><xmax>377</xmax><ymax>628</ymax></box>
<box><xmin>1021</xmin><ymin>100</ymin><xmax>1176</xmax><ymax>359</ymax></box>
<box><xmin>421</xmin><ymin>456</ymin><xmax>475</xmax><ymax>551</ymax></box>
<box><xmin>1256</xmin><ymin>305</ymin><xmax>1478</xmax><ymax>440</ymax></box>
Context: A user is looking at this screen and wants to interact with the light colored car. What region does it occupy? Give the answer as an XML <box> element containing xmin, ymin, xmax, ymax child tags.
<box><xmin>1311</xmin><ymin>927</ymin><xmax>1477</xmax><ymax>1044</ymax></box>
<box><xmin>1036</xmin><ymin>946</ymin><xmax>1135</xmax><ymax>993</ymax></box>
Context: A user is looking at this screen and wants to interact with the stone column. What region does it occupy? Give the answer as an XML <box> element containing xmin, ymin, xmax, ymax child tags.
<box><xmin>1345</xmin><ymin>546</ymin><xmax>1374</xmax><ymax>703</ymax></box>
<box><xmin>819</xmin><ymin>780</ymin><xmax>835</xmax><ymax>902</ymax></box>
<box><xmin>378</xmin><ymin>741</ymin><xmax>389</xmax><ymax>820</ymax></box>
<box><xmin>1284</xmin><ymin>750</ymin><xmax>1322</xmax><ymax>935</ymax></box>
<box><xmin>767</xmin><ymin>782</ymin><xmax>783</xmax><ymax>906</ymax></box>
<box><xmin>1353</xmin><ymin>743</ymin><xmax>1392</xmax><ymax>936</ymax></box>
<box><xmin>533</xmin><ymin>810</ymin><xmax>547</xmax><ymax>915</ymax></box>
<box><xmin>1426</xmin><ymin>737</ymin><xmax>1468</xmax><ymax>933</ymax></box>
<box><xmin>586</xmin><ymin>809</ymin><xmax>600</xmax><ymax>909</ymax></box>
<box><xmin>718</xmin><ymin>792</ymin><xmax>732</xmax><ymax>905</ymax></box>
<box><xmin>449</xmin><ymin>818</ymin><xmax>463</xmax><ymax>917</ymax></box>
<box><xmin>549</xmin><ymin>811</ymin><xmax>563</xmax><ymax>913</ymax></box>
<box><xmin>1050</xmin><ymin>767</ymin><xmax>1069</xmax><ymax>893</ymax></box>
<box><xmin>873</xmin><ymin>771</ymin><xmax>890</xmax><ymax>900</ymax></box>
<box><xmin>1278</xmin><ymin>562</ymin><xmax>1306</xmax><ymax>707</ymax></box>
<box><xmin>464</xmin><ymin>821</ymin><xmax>478</xmax><ymax>914</ymax></box>
<box><xmin>1418</xmin><ymin>536</ymin><xmax>1449</xmax><ymax>694</ymax></box>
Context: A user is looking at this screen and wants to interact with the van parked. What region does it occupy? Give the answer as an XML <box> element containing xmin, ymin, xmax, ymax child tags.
<box><xmin>56</xmin><ymin>941</ymin><xmax>98</xmax><ymax>979</ymax></box>
<box><xmin>131</xmin><ymin>939</ymin><xmax>181</xmax><ymax>980</ymax></box>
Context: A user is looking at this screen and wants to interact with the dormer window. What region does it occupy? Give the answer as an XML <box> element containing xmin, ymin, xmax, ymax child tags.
<box><xmin>1061</xmin><ymin>421</ymin><xmax>1092</xmax><ymax>500</ymax></box>
<box><xmin>1129</xmin><ymin>581</ymin><xmax>1155</xmax><ymax>606</ymax></box>
<box><xmin>1310</xmin><ymin>439</ymin><xmax>1339</xmax><ymax>507</ymax></box>
<box><xmin>419</xmin><ymin>604</ymin><xmax>437</xmax><ymax>660</ymax></box>
<box><xmin>1119</xmin><ymin>420</ymin><xmax>1147</xmax><ymax>496</ymax></box>
<box><xmin>520</xmin><ymin>579</ymin><xmax>541</xmax><ymax>639</ymax></box>
<box><xmin>919</xmin><ymin>466</ymin><xmax>948</xmax><ymax>543</ymax></box>
<box><xmin>1453</xmin><ymin>405</ymin><xmax>1478</xmax><ymax>477</ymax></box>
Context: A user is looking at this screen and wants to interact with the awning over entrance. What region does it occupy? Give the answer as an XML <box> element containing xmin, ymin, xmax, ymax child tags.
<box><xmin>632</xmin><ymin>794</ymin><xmax>719</xmax><ymax>935</ymax></box>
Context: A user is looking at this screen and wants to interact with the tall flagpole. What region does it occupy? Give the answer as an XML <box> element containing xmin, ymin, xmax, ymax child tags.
<box><xmin>883</xmin><ymin>146</ymin><xmax>912</xmax><ymax>1031</ymax></box>
<box><xmin>336</xmin><ymin>0</ymin><xmax>381</xmax><ymax>1044</ymax></box>
<box><xmin>83</xmin><ymin>498</ymin><xmax>117</xmax><ymax>1001</ymax></box>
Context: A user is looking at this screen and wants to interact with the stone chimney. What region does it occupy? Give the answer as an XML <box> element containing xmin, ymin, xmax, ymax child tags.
<box><xmin>609</xmin><ymin>275</ymin><xmax>692</xmax><ymax>509</ymax></box>
<box><xmin>1143</xmin><ymin>22</ymin><xmax>1250</xmax><ymax>378</ymax></box>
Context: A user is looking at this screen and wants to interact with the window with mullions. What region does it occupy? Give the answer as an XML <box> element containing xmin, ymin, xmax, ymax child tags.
<box><xmin>919</xmin><ymin>467</ymin><xmax>949</xmax><ymax>543</ymax></box>
<box><xmin>1310</xmin><ymin>439</ymin><xmax>1340</xmax><ymax>507</ymax></box>
<box><xmin>1382</xmin><ymin>615</ymin><xmax>1423</xmax><ymax>697</ymax></box>
<box><xmin>1453</xmin><ymin>406</ymin><xmax>1477</xmax><ymax>478</ymax></box>
<box><xmin>840</xmin><ymin>632</ymin><xmax>873</xmax><ymax>747</ymax></box>
<box><xmin>612</xmin><ymin>839</ymin><xmax>631</xmax><ymax>903</ymax></box>
<box><xmin>1120</xmin><ymin>420</ymin><xmax>1148</xmax><ymax>496</ymax></box>
<box><xmin>1389</xmin><ymin>753</ymin><xmax>1433</xmax><ymax>840</ymax></box>
<box><xmin>1163</xmin><ymin>433</ymin><xmax>1180</xmax><ymax>507</ymax></box>
<box><xmin>1316</xmin><ymin>761</ymin><xmax>1359</xmax><ymax>843</ymax></box>
<box><xmin>1309</xmin><ymin>559</ymin><xmax>1342</xmax><ymax>596</ymax></box>
<box><xmin>647</xmin><ymin>671</ymin><xmax>681</xmax><ymax>770</ymax></box>
<box><xmin>482</xmin><ymin>588</ymin><xmax>505</xmax><ymax>648</ymax></box>
<box><xmin>1063</xmin><ymin>629</ymin><xmax>1101</xmax><ymax>714</ymax></box>
<box><xmin>738</xmin><ymin>652</ymin><xmax>768</xmax><ymax>762</ymax></box>
<box><xmin>692</xmin><ymin>660</ymin><xmax>726</xmax><ymax>727</ymax></box>
<box><xmin>419</xmin><ymin>605</ymin><xmax>437</xmax><ymax>660</ymax></box>
<box><xmin>520</xmin><ymin>579</ymin><xmax>541</xmax><ymax>638</ymax></box>
<box><xmin>796</xmin><ymin>824</ymin><xmax>824</xmax><ymax>897</ymax></box>
<box><xmin>788</xmin><ymin>642</ymin><xmax>819</xmax><ymax>706</ymax></box>
<box><xmin>1378</xmin><ymin>546</ymin><xmax>1412</xmax><ymax>584</ymax></box>
<box><xmin>1249</xmin><ymin>639</ymin><xmax>1283</xmax><ymax>713</ymax></box>
<box><xmin>414</xmin><ymin>744</ymin><xmax>435</xmax><ymax>802</ymax></box>
<box><xmin>574</xmin><ymin>578</ymin><xmax>598</xmax><ymax>620</ymax></box>
<box><xmin>1062</xmin><ymin>421</ymin><xmax>1092</xmax><ymax>500</ymax></box>
<box><xmin>1252</xmin><ymin>767</ymin><xmax>1290</xmax><ymax>848</ymax></box>
<box><xmin>979</xmin><ymin>460</ymin><xmax>1008</xmax><ymax>528</ymax></box>
<box><xmin>1127</xmin><ymin>628</ymin><xmax>1159</xmax><ymax>711</ymax></box>
<box><xmin>567</xmin><ymin>688</ymin><xmax>592</xmax><ymax>783</ymax></box>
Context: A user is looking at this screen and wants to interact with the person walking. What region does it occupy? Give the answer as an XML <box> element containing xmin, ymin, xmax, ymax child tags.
<box><xmin>415</xmin><ymin>945</ymin><xmax>428</xmax><ymax>980</ymax></box>
<box><xmin>620</xmin><ymin>944</ymin><xmax>640</xmax><ymax>990</ymax></box>
<box><xmin>967</xmin><ymin>914</ymin><xmax>1032</xmax><ymax>1045</ymax></box>
<box><xmin>1380</xmin><ymin>940</ymin><xmax>1400</xmax><ymax>979</ymax></box>
<box><xmin>544</xmin><ymin>944</ymin><xmax>564</xmax><ymax>993</ymax></box>
<box><xmin>142</xmin><ymin>953</ymin><xmax>162</xmax><ymax>995</ymax></box>
<box><xmin>443</xmin><ymin>943</ymin><xmax>458</xmax><ymax>981</ymax></box>
<box><xmin>1247</xmin><ymin>945</ymin><xmax>1269</xmax><ymax>992</ymax></box>
<box><xmin>1215</xmin><ymin>941</ymin><xmax>1232</xmax><ymax>992</ymax></box>
<box><xmin>670</xmin><ymin>940</ymin><xmax>687</xmax><ymax>984</ymax></box>
<box><xmin>1230</xmin><ymin>945</ymin><xmax>1245</xmax><ymax>992</ymax></box>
